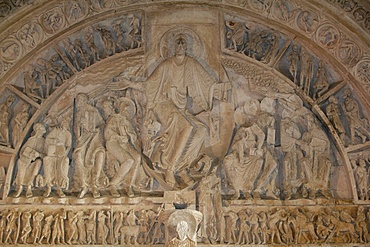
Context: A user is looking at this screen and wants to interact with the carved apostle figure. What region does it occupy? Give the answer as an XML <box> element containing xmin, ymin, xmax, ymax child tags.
<box><xmin>224</xmin><ymin>99</ymin><xmax>264</xmax><ymax>199</ymax></box>
<box><xmin>280</xmin><ymin>117</ymin><xmax>301</xmax><ymax>200</ymax></box>
<box><xmin>299</xmin><ymin>114</ymin><xmax>331</xmax><ymax>199</ymax></box>
<box><xmin>13</xmin><ymin>123</ymin><xmax>45</xmax><ymax>197</ymax></box>
<box><xmin>73</xmin><ymin>93</ymin><xmax>106</xmax><ymax>198</ymax></box>
<box><xmin>254</xmin><ymin>97</ymin><xmax>279</xmax><ymax>199</ymax></box>
<box><xmin>43</xmin><ymin>116</ymin><xmax>72</xmax><ymax>197</ymax></box>
<box><xmin>105</xmin><ymin>97</ymin><xmax>141</xmax><ymax>197</ymax></box>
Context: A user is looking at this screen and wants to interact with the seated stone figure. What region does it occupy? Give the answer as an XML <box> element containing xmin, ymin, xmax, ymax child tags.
<box><xmin>43</xmin><ymin>117</ymin><xmax>72</xmax><ymax>197</ymax></box>
<box><xmin>104</xmin><ymin>97</ymin><xmax>141</xmax><ymax>197</ymax></box>
<box><xmin>13</xmin><ymin>123</ymin><xmax>46</xmax><ymax>197</ymax></box>
<box><xmin>73</xmin><ymin>93</ymin><xmax>106</xmax><ymax>198</ymax></box>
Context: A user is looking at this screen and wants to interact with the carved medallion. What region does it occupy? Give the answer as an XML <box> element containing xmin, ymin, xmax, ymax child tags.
<box><xmin>337</xmin><ymin>39</ymin><xmax>362</xmax><ymax>66</ymax></box>
<box><xmin>355</xmin><ymin>60</ymin><xmax>370</xmax><ymax>88</ymax></box>
<box><xmin>296</xmin><ymin>10</ymin><xmax>319</xmax><ymax>34</ymax></box>
<box><xmin>0</xmin><ymin>2</ymin><xmax>12</xmax><ymax>17</ymax></box>
<box><xmin>39</xmin><ymin>7</ymin><xmax>66</xmax><ymax>34</ymax></box>
<box><xmin>0</xmin><ymin>38</ymin><xmax>23</xmax><ymax>63</ymax></box>
<box><xmin>365</xmin><ymin>16</ymin><xmax>370</xmax><ymax>31</ymax></box>
<box><xmin>353</xmin><ymin>7</ymin><xmax>367</xmax><ymax>22</ymax></box>
<box><xmin>17</xmin><ymin>22</ymin><xmax>44</xmax><ymax>50</ymax></box>
<box><xmin>64</xmin><ymin>0</ymin><xmax>89</xmax><ymax>23</ymax></box>
<box><xmin>248</xmin><ymin>0</ymin><xmax>271</xmax><ymax>12</ymax></box>
<box><xmin>316</xmin><ymin>24</ymin><xmax>340</xmax><ymax>48</ymax></box>
<box><xmin>270</xmin><ymin>0</ymin><xmax>295</xmax><ymax>22</ymax></box>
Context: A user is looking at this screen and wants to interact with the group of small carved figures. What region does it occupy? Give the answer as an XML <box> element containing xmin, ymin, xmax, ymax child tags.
<box><xmin>22</xmin><ymin>14</ymin><xmax>142</xmax><ymax>104</ymax></box>
<box><xmin>23</xmin><ymin>54</ymin><xmax>72</xmax><ymax>103</ymax></box>
<box><xmin>8</xmin><ymin>92</ymin><xmax>332</xmax><ymax>201</ymax></box>
<box><xmin>225</xmin><ymin>20</ymin><xmax>279</xmax><ymax>65</ymax></box>
<box><xmin>0</xmin><ymin>205</ymin><xmax>369</xmax><ymax>245</ymax></box>
<box><xmin>0</xmin><ymin>207</ymin><xmax>166</xmax><ymax>245</ymax></box>
<box><xmin>224</xmin><ymin>97</ymin><xmax>332</xmax><ymax>200</ymax></box>
<box><xmin>0</xmin><ymin>95</ymin><xmax>30</xmax><ymax>148</ymax></box>
<box><xmin>63</xmin><ymin>14</ymin><xmax>142</xmax><ymax>71</ymax></box>
<box><xmin>222</xmin><ymin>206</ymin><xmax>370</xmax><ymax>245</ymax></box>
<box><xmin>325</xmin><ymin>88</ymin><xmax>370</xmax><ymax>146</ymax></box>
<box><xmin>12</xmin><ymin>92</ymin><xmax>145</xmax><ymax>199</ymax></box>
<box><xmin>225</xmin><ymin>20</ymin><xmax>370</xmax><ymax>146</ymax></box>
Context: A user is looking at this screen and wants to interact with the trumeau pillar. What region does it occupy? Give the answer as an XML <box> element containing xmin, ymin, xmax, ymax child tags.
<box><xmin>0</xmin><ymin>0</ymin><xmax>369</xmax><ymax>246</ymax></box>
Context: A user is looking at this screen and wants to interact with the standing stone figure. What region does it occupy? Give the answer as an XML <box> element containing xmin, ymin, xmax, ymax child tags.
<box><xmin>32</xmin><ymin>210</ymin><xmax>44</xmax><ymax>244</ymax></box>
<box><xmin>299</xmin><ymin>50</ymin><xmax>314</xmax><ymax>95</ymax></box>
<box><xmin>0</xmin><ymin>95</ymin><xmax>15</xmax><ymax>147</ymax></box>
<box><xmin>73</xmin><ymin>93</ymin><xmax>106</xmax><ymax>198</ymax></box>
<box><xmin>254</xmin><ymin>97</ymin><xmax>279</xmax><ymax>199</ymax></box>
<box><xmin>287</xmin><ymin>45</ymin><xmax>299</xmax><ymax>83</ymax></box>
<box><xmin>12</xmin><ymin>104</ymin><xmax>30</xmax><ymax>147</ymax></box>
<box><xmin>20</xmin><ymin>210</ymin><xmax>32</xmax><ymax>244</ymax></box>
<box><xmin>43</xmin><ymin>117</ymin><xmax>72</xmax><ymax>197</ymax></box>
<box><xmin>313</xmin><ymin>61</ymin><xmax>330</xmax><ymax>99</ymax></box>
<box><xmin>13</xmin><ymin>123</ymin><xmax>46</xmax><ymax>197</ymax></box>
<box><xmin>326</xmin><ymin>96</ymin><xmax>346</xmax><ymax>143</ymax></box>
<box><xmin>342</xmin><ymin>88</ymin><xmax>370</xmax><ymax>144</ymax></box>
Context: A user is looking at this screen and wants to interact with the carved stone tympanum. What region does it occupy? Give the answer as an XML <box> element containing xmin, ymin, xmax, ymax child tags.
<box><xmin>0</xmin><ymin>2</ymin><xmax>369</xmax><ymax>246</ymax></box>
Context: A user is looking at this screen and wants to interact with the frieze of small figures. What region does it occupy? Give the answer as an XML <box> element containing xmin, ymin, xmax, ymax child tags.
<box><xmin>0</xmin><ymin>206</ymin><xmax>169</xmax><ymax>245</ymax></box>
<box><xmin>0</xmin><ymin>205</ymin><xmax>368</xmax><ymax>245</ymax></box>
<box><xmin>221</xmin><ymin>205</ymin><xmax>370</xmax><ymax>245</ymax></box>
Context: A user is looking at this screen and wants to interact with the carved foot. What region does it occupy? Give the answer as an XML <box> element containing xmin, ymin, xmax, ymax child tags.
<box><xmin>92</xmin><ymin>187</ymin><xmax>101</xmax><ymax>198</ymax></box>
<box><xmin>79</xmin><ymin>187</ymin><xmax>88</xmax><ymax>198</ymax></box>
<box><xmin>322</xmin><ymin>189</ymin><xmax>331</xmax><ymax>199</ymax></box>
<box><xmin>309</xmin><ymin>189</ymin><xmax>315</xmax><ymax>199</ymax></box>
<box><xmin>266</xmin><ymin>190</ymin><xmax>279</xmax><ymax>200</ymax></box>
<box><xmin>57</xmin><ymin>188</ymin><xmax>66</xmax><ymax>198</ymax></box>
<box><xmin>244</xmin><ymin>191</ymin><xmax>252</xmax><ymax>199</ymax></box>
<box><xmin>252</xmin><ymin>191</ymin><xmax>261</xmax><ymax>199</ymax></box>
<box><xmin>302</xmin><ymin>188</ymin><xmax>308</xmax><ymax>198</ymax></box>
<box><xmin>43</xmin><ymin>186</ymin><xmax>51</xmax><ymax>197</ymax></box>
<box><xmin>284</xmin><ymin>190</ymin><xmax>291</xmax><ymax>200</ymax></box>
<box><xmin>14</xmin><ymin>185</ymin><xmax>23</xmax><ymax>197</ymax></box>
<box><xmin>26</xmin><ymin>185</ymin><xmax>33</xmax><ymax>198</ymax></box>
<box><xmin>127</xmin><ymin>186</ymin><xmax>134</xmax><ymax>198</ymax></box>
<box><xmin>109</xmin><ymin>185</ymin><xmax>120</xmax><ymax>197</ymax></box>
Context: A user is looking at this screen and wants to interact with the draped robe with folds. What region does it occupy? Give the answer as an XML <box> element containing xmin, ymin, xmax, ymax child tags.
<box><xmin>146</xmin><ymin>55</ymin><xmax>215</xmax><ymax>175</ymax></box>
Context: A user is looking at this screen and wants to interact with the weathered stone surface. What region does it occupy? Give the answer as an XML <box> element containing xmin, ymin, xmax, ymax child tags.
<box><xmin>0</xmin><ymin>1</ymin><xmax>369</xmax><ymax>246</ymax></box>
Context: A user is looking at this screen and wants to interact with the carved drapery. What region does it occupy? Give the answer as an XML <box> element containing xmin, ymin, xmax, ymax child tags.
<box><xmin>0</xmin><ymin>1</ymin><xmax>369</xmax><ymax>246</ymax></box>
